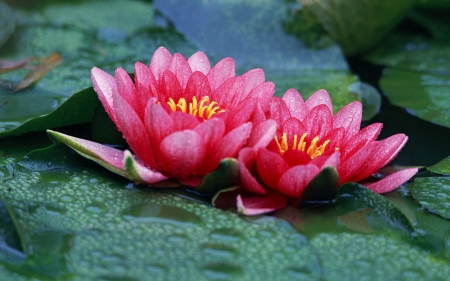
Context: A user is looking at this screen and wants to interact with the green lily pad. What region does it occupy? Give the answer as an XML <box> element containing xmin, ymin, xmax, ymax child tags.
<box><xmin>0</xmin><ymin>1</ymin><xmax>16</xmax><ymax>49</ymax></box>
<box><xmin>0</xmin><ymin>147</ymin><xmax>323</xmax><ymax>280</ymax></box>
<box><xmin>299</xmin><ymin>0</ymin><xmax>415</xmax><ymax>56</ymax></box>
<box><xmin>379</xmin><ymin>68</ymin><xmax>450</xmax><ymax>128</ymax></box>
<box><xmin>0</xmin><ymin>0</ymin><xmax>198</xmax><ymax>135</ymax></box>
<box><xmin>299</xmin><ymin>166</ymin><xmax>339</xmax><ymax>203</ymax></box>
<box><xmin>410</xmin><ymin>177</ymin><xmax>450</xmax><ymax>220</ymax></box>
<box><xmin>0</xmin><ymin>196</ymin><xmax>27</xmax><ymax>261</ymax></box>
<box><xmin>311</xmin><ymin>232</ymin><xmax>450</xmax><ymax>280</ymax></box>
<box><xmin>0</xmin><ymin>87</ymin><xmax>99</xmax><ymax>137</ymax></box>
<box><xmin>335</xmin><ymin>183</ymin><xmax>415</xmax><ymax>235</ymax></box>
<box><xmin>428</xmin><ymin>156</ymin><xmax>450</xmax><ymax>176</ymax></box>
<box><xmin>365</xmin><ymin>34</ymin><xmax>450</xmax><ymax>74</ymax></box>
<box><xmin>408</xmin><ymin>9</ymin><xmax>450</xmax><ymax>42</ymax></box>
<box><xmin>196</xmin><ymin>158</ymin><xmax>239</xmax><ymax>194</ymax></box>
<box><xmin>153</xmin><ymin>0</ymin><xmax>377</xmax><ymax>116</ymax></box>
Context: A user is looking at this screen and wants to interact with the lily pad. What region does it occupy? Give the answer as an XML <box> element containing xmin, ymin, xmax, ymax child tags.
<box><xmin>299</xmin><ymin>166</ymin><xmax>339</xmax><ymax>203</ymax></box>
<box><xmin>410</xmin><ymin>177</ymin><xmax>450</xmax><ymax>220</ymax></box>
<box><xmin>365</xmin><ymin>34</ymin><xmax>450</xmax><ymax>74</ymax></box>
<box><xmin>0</xmin><ymin>146</ymin><xmax>323</xmax><ymax>280</ymax></box>
<box><xmin>153</xmin><ymin>0</ymin><xmax>372</xmax><ymax>115</ymax></box>
<box><xmin>299</xmin><ymin>0</ymin><xmax>415</xmax><ymax>56</ymax></box>
<box><xmin>0</xmin><ymin>196</ymin><xmax>27</xmax><ymax>262</ymax></box>
<box><xmin>0</xmin><ymin>1</ymin><xmax>198</xmax><ymax>135</ymax></box>
<box><xmin>0</xmin><ymin>1</ymin><xmax>16</xmax><ymax>49</ymax></box>
<box><xmin>379</xmin><ymin>68</ymin><xmax>450</xmax><ymax>128</ymax></box>
<box><xmin>335</xmin><ymin>183</ymin><xmax>415</xmax><ymax>235</ymax></box>
<box><xmin>311</xmin><ymin>232</ymin><xmax>450</xmax><ymax>280</ymax></box>
<box><xmin>428</xmin><ymin>156</ymin><xmax>450</xmax><ymax>176</ymax></box>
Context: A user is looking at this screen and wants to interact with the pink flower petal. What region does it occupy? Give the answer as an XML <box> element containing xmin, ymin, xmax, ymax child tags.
<box><xmin>194</xmin><ymin>117</ymin><xmax>226</xmax><ymax>147</ymax></box>
<box><xmin>159</xmin><ymin>130</ymin><xmax>206</xmax><ymax>178</ymax></box>
<box><xmin>115</xmin><ymin>68</ymin><xmax>140</xmax><ymax>116</ymax></box>
<box><xmin>237</xmin><ymin>149</ymin><xmax>267</xmax><ymax>195</ymax></box>
<box><xmin>188</xmin><ymin>51</ymin><xmax>211</xmax><ymax>74</ymax></box>
<box><xmin>281</xmin><ymin>117</ymin><xmax>307</xmax><ymax>144</ymax></box>
<box><xmin>123</xmin><ymin>150</ymin><xmax>169</xmax><ymax>184</ymax></box>
<box><xmin>241</xmin><ymin>68</ymin><xmax>265</xmax><ymax>98</ymax></box>
<box><xmin>278</xmin><ymin>164</ymin><xmax>320</xmax><ymax>198</ymax></box>
<box><xmin>282</xmin><ymin>149</ymin><xmax>313</xmax><ymax>166</ymax></box>
<box><xmin>305</xmin><ymin>89</ymin><xmax>333</xmax><ymax>113</ymax></box>
<box><xmin>324</xmin><ymin>127</ymin><xmax>345</xmax><ymax>152</ymax></box>
<box><xmin>341</xmin><ymin>123</ymin><xmax>383</xmax><ymax>160</ymax></box>
<box><xmin>267</xmin><ymin>97</ymin><xmax>291</xmax><ymax>126</ymax></box>
<box><xmin>247</xmin><ymin>119</ymin><xmax>277</xmax><ymax>149</ymax></box>
<box><xmin>171</xmin><ymin>112</ymin><xmax>200</xmax><ymax>131</ymax></box>
<box><xmin>309</xmin><ymin>150</ymin><xmax>340</xmax><ymax>170</ymax></box>
<box><xmin>212</xmin><ymin>76</ymin><xmax>244</xmax><ymax>109</ymax></box>
<box><xmin>183</xmin><ymin>71</ymin><xmax>212</xmax><ymax>101</ymax></box>
<box><xmin>246</xmin><ymin>82</ymin><xmax>275</xmax><ymax>107</ymax></box>
<box><xmin>225</xmin><ymin>98</ymin><xmax>256</xmax><ymax>131</ymax></box>
<box><xmin>168</xmin><ymin>53</ymin><xmax>192</xmax><ymax>89</ymax></box>
<box><xmin>237</xmin><ymin>193</ymin><xmax>288</xmax><ymax>215</ymax></box>
<box><xmin>161</xmin><ymin>70</ymin><xmax>183</xmax><ymax>102</ymax></box>
<box><xmin>150</xmin><ymin>46</ymin><xmax>173</xmax><ymax>81</ymax></box>
<box><xmin>256</xmin><ymin>148</ymin><xmax>289</xmax><ymax>190</ymax></box>
<box><xmin>333</xmin><ymin>101</ymin><xmax>362</xmax><ymax>142</ymax></box>
<box><xmin>91</xmin><ymin>67</ymin><xmax>119</xmax><ymax>127</ymax></box>
<box><xmin>113</xmin><ymin>91</ymin><xmax>157</xmax><ymax>168</ymax></box>
<box><xmin>282</xmin><ymin>88</ymin><xmax>307</xmax><ymax>121</ymax></box>
<box><xmin>365</xmin><ymin>167</ymin><xmax>418</xmax><ymax>193</ymax></box>
<box><xmin>355</xmin><ymin>134</ymin><xmax>408</xmax><ymax>181</ymax></box>
<box><xmin>302</xmin><ymin>104</ymin><xmax>333</xmax><ymax>140</ymax></box>
<box><xmin>238</xmin><ymin>147</ymin><xmax>256</xmax><ymax>168</ymax></box>
<box><xmin>47</xmin><ymin>130</ymin><xmax>168</xmax><ymax>184</ymax></box>
<box><xmin>145</xmin><ymin>102</ymin><xmax>174</xmax><ymax>150</ymax></box>
<box><xmin>208</xmin><ymin>122</ymin><xmax>253</xmax><ymax>167</ymax></box>
<box><xmin>207</xmin><ymin>57</ymin><xmax>236</xmax><ymax>92</ymax></box>
<box><xmin>135</xmin><ymin>62</ymin><xmax>156</xmax><ymax>114</ymax></box>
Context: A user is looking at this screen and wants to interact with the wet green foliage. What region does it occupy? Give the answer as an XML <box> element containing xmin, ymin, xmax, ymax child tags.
<box><xmin>1</xmin><ymin>0</ymin><xmax>450</xmax><ymax>279</ymax></box>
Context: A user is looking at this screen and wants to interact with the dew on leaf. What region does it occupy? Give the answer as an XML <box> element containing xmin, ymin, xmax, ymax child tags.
<box><xmin>201</xmin><ymin>263</ymin><xmax>243</xmax><ymax>280</ymax></box>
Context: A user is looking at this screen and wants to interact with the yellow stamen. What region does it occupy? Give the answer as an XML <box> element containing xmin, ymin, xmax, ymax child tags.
<box><xmin>274</xmin><ymin>133</ymin><xmax>288</xmax><ymax>154</ymax></box>
<box><xmin>167</xmin><ymin>96</ymin><xmax>224</xmax><ymax>120</ymax></box>
<box><xmin>274</xmin><ymin>132</ymin><xmax>333</xmax><ymax>159</ymax></box>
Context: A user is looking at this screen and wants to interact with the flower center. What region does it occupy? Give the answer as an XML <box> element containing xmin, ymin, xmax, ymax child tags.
<box><xmin>274</xmin><ymin>132</ymin><xmax>331</xmax><ymax>159</ymax></box>
<box><xmin>167</xmin><ymin>96</ymin><xmax>224</xmax><ymax>119</ymax></box>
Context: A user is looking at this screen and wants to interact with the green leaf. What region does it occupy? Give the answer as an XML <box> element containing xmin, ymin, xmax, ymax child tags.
<box><xmin>299</xmin><ymin>166</ymin><xmax>339</xmax><ymax>203</ymax></box>
<box><xmin>408</xmin><ymin>9</ymin><xmax>450</xmax><ymax>42</ymax></box>
<box><xmin>428</xmin><ymin>156</ymin><xmax>450</xmax><ymax>175</ymax></box>
<box><xmin>310</xmin><ymin>232</ymin><xmax>450</xmax><ymax>280</ymax></box>
<box><xmin>0</xmin><ymin>0</ymin><xmax>198</xmax><ymax>135</ymax></box>
<box><xmin>335</xmin><ymin>183</ymin><xmax>415</xmax><ymax>235</ymax></box>
<box><xmin>300</xmin><ymin>0</ymin><xmax>416</xmax><ymax>55</ymax></box>
<box><xmin>365</xmin><ymin>34</ymin><xmax>450</xmax><ymax>74</ymax></box>
<box><xmin>153</xmin><ymin>0</ymin><xmax>366</xmax><ymax>114</ymax></box>
<box><xmin>196</xmin><ymin>158</ymin><xmax>239</xmax><ymax>194</ymax></box>
<box><xmin>0</xmin><ymin>87</ymin><xmax>99</xmax><ymax>137</ymax></box>
<box><xmin>379</xmin><ymin>68</ymin><xmax>450</xmax><ymax>128</ymax></box>
<box><xmin>0</xmin><ymin>196</ymin><xmax>27</xmax><ymax>261</ymax></box>
<box><xmin>0</xmin><ymin>147</ymin><xmax>323</xmax><ymax>280</ymax></box>
<box><xmin>410</xmin><ymin>177</ymin><xmax>450</xmax><ymax>219</ymax></box>
<box><xmin>0</xmin><ymin>1</ymin><xmax>16</xmax><ymax>48</ymax></box>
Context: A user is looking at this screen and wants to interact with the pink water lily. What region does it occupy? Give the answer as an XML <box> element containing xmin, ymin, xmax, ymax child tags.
<box><xmin>48</xmin><ymin>47</ymin><xmax>276</xmax><ymax>190</ymax></box>
<box><xmin>222</xmin><ymin>89</ymin><xmax>418</xmax><ymax>215</ymax></box>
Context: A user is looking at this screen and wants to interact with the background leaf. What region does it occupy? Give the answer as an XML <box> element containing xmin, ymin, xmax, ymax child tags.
<box><xmin>410</xmin><ymin>177</ymin><xmax>450</xmax><ymax>219</ymax></box>
<box><xmin>153</xmin><ymin>0</ymin><xmax>375</xmax><ymax>115</ymax></box>
<box><xmin>0</xmin><ymin>0</ymin><xmax>198</xmax><ymax>134</ymax></box>
<box><xmin>300</xmin><ymin>0</ymin><xmax>416</xmax><ymax>55</ymax></box>
<box><xmin>428</xmin><ymin>156</ymin><xmax>450</xmax><ymax>176</ymax></box>
<box><xmin>0</xmin><ymin>1</ymin><xmax>16</xmax><ymax>48</ymax></box>
<box><xmin>0</xmin><ymin>145</ymin><xmax>323</xmax><ymax>280</ymax></box>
